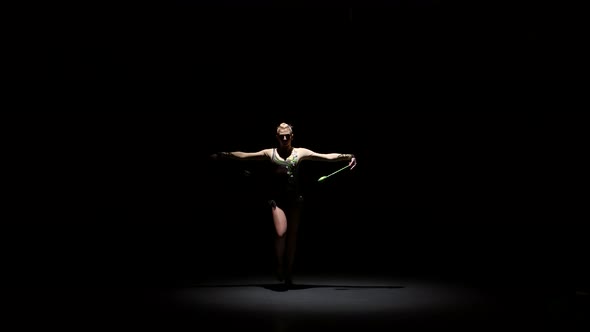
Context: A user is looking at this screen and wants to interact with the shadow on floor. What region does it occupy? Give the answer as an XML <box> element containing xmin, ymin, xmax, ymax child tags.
<box><xmin>192</xmin><ymin>283</ymin><xmax>405</xmax><ymax>292</ymax></box>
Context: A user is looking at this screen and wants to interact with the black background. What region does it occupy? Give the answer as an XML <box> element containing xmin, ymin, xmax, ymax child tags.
<box><xmin>6</xmin><ymin>1</ymin><xmax>586</xmax><ymax>80</ymax></box>
<box><xmin>4</xmin><ymin>1</ymin><xmax>587</xmax><ymax>292</ymax></box>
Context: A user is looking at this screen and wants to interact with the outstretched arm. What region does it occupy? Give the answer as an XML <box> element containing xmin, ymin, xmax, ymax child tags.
<box><xmin>298</xmin><ymin>148</ymin><xmax>357</xmax><ymax>169</ymax></box>
<box><xmin>210</xmin><ymin>149</ymin><xmax>272</xmax><ymax>161</ymax></box>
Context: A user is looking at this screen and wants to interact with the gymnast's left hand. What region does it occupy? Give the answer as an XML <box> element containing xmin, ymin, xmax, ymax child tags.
<box><xmin>349</xmin><ymin>156</ymin><xmax>357</xmax><ymax>170</ymax></box>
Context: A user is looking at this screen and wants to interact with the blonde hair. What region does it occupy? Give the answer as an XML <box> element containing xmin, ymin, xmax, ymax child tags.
<box><xmin>276</xmin><ymin>122</ymin><xmax>294</xmax><ymax>134</ymax></box>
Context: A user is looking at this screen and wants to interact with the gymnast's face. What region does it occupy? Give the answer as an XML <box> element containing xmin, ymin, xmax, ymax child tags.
<box><xmin>276</xmin><ymin>128</ymin><xmax>293</xmax><ymax>147</ymax></box>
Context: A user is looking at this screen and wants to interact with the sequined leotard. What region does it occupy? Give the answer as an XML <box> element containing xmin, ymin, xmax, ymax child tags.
<box><xmin>269</xmin><ymin>148</ymin><xmax>303</xmax><ymax>209</ymax></box>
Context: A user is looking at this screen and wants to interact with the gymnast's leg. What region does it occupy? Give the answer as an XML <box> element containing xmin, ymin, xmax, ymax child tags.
<box><xmin>284</xmin><ymin>202</ymin><xmax>301</xmax><ymax>286</ymax></box>
<box><xmin>270</xmin><ymin>200</ymin><xmax>287</xmax><ymax>281</ymax></box>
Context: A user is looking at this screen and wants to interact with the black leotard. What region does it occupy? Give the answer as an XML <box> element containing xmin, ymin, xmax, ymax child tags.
<box><xmin>268</xmin><ymin>148</ymin><xmax>303</xmax><ymax>209</ymax></box>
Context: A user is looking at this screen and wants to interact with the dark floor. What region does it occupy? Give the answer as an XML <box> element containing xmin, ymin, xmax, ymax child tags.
<box><xmin>5</xmin><ymin>273</ymin><xmax>586</xmax><ymax>332</ymax></box>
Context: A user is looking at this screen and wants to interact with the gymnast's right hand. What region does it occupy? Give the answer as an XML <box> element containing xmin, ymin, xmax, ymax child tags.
<box><xmin>210</xmin><ymin>152</ymin><xmax>229</xmax><ymax>160</ymax></box>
